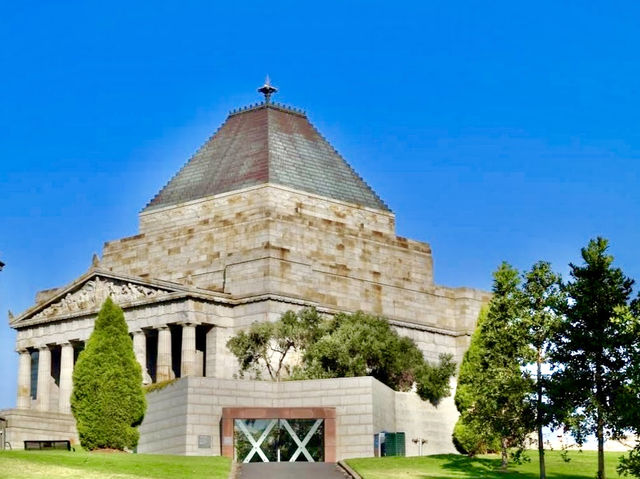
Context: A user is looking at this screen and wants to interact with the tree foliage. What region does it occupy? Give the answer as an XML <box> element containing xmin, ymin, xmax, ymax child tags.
<box><xmin>227</xmin><ymin>309</ymin><xmax>457</xmax><ymax>406</ymax></box>
<box><xmin>522</xmin><ymin>261</ymin><xmax>564</xmax><ymax>479</ymax></box>
<box><xmin>615</xmin><ymin>305</ymin><xmax>640</xmax><ymax>478</ymax></box>
<box><xmin>452</xmin><ymin>419</ymin><xmax>501</xmax><ymax>456</ymax></box>
<box><xmin>226</xmin><ymin>308</ymin><xmax>323</xmax><ymax>380</ymax></box>
<box><xmin>454</xmin><ymin>306</ymin><xmax>502</xmax><ymax>456</ymax></box>
<box><xmin>551</xmin><ymin>237</ymin><xmax>638</xmax><ymax>479</ymax></box>
<box><xmin>71</xmin><ymin>297</ymin><xmax>146</xmax><ymax>450</ymax></box>
<box><xmin>455</xmin><ymin>263</ymin><xmax>534</xmax><ymax>469</ymax></box>
<box><xmin>298</xmin><ymin>311</ymin><xmax>456</xmax><ymax>405</ymax></box>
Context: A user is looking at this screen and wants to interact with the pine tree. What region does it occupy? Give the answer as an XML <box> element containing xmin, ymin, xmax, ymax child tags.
<box><xmin>551</xmin><ymin>237</ymin><xmax>636</xmax><ymax>479</ymax></box>
<box><xmin>456</xmin><ymin>262</ymin><xmax>534</xmax><ymax>470</ymax></box>
<box><xmin>71</xmin><ymin>297</ymin><xmax>147</xmax><ymax>450</ymax></box>
<box><xmin>453</xmin><ymin>306</ymin><xmax>501</xmax><ymax>456</ymax></box>
<box><xmin>522</xmin><ymin>261</ymin><xmax>563</xmax><ymax>479</ymax></box>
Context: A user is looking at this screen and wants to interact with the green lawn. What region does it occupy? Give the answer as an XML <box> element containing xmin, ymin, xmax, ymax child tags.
<box><xmin>347</xmin><ymin>450</ymin><xmax>627</xmax><ymax>479</ymax></box>
<box><xmin>0</xmin><ymin>450</ymin><xmax>231</xmax><ymax>479</ymax></box>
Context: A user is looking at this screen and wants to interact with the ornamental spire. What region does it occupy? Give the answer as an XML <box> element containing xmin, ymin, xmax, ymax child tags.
<box><xmin>258</xmin><ymin>75</ymin><xmax>277</xmax><ymax>104</ymax></box>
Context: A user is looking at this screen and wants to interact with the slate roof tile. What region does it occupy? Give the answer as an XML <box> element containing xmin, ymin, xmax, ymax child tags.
<box><xmin>144</xmin><ymin>103</ymin><xmax>390</xmax><ymax>212</ymax></box>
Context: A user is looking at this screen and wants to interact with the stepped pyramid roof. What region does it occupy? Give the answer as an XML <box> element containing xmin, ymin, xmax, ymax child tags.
<box><xmin>144</xmin><ymin>83</ymin><xmax>389</xmax><ymax>212</ymax></box>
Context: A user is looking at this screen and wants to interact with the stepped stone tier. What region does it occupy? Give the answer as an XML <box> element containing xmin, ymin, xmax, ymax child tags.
<box><xmin>3</xmin><ymin>83</ymin><xmax>490</xmax><ymax>459</ymax></box>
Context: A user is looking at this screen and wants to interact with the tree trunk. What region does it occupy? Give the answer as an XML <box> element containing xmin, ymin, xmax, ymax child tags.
<box><xmin>597</xmin><ymin>410</ymin><xmax>605</xmax><ymax>479</ymax></box>
<box><xmin>537</xmin><ymin>353</ymin><xmax>546</xmax><ymax>479</ymax></box>
<box><xmin>501</xmin><ymin>437</ymin><xmax>508</xmax><ymax>471</ymax></box>
<box><xmin>595</xmin><ymin>360</ymin><xmax>605</xmax><ymax>479</ymax></box>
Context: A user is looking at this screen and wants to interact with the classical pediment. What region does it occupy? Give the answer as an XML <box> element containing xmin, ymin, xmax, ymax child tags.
<box><xmin>32</xmin><ymin>277</ymin><xmax>170</xmax><ymax>320</ymax></box>
<box><xmin>10</xmin><ymin>269</ymin><xmax>195</xmax><ymax>326</ymax></box>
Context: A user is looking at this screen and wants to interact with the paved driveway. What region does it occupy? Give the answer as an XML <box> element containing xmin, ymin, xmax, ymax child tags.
<box><xmin>238</xmin><ymin>462</ymin><xmax>350</xmax><ymax>479</ymax></box>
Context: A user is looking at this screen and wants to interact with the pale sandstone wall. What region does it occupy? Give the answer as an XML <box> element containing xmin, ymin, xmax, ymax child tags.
<box><xmin>100</xmin><ymin>184</ymin><xmax>488</xmax><ymax>336</ymax></box>
<box><xmin>137</xmin><ymin>379</ymin><xmax>189</xmax><ymax>454</ymax></box>
<box><xmin>371</xmin><ymin>379</ymin><xmax>396</xmax><ymax>436</ymax></box>
<box><xmin>0</xmin><ymin>409</ymin><xmax>78</xmax><ymax>449</ymax></box>
<box><xmin>139</xmin><ymin>376</ymin><xmax>460</xmax><ymax>459</ymax></box>
<box><xmin>275</xmin><ymin>377</ymin><xmax>375</xmax><ymax>459</ymax></box>
<box><xmin>394</xmin><ymin>380</ymin><xmax>460</xmax><ymax>456</ymax></box>
<box><xmin>137</xmin><ymin>184</ymin><xmax>396</xmax><ymax>235</ymax></box>
<box><xmin>140</xmin><ymin>376</ymin><xmax>378</xmax><ymax>459</ymax></box>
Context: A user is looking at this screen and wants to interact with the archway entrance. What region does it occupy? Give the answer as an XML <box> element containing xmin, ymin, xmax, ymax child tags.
<box><xmin>221</xmin><ymin>407</ymin><xmax>336</xmax><ymax>463</ymax></box>
<box><xmin>234</xmin><ymin>418</ymin><xmax>324</xmax><ymax>462</ymax></box>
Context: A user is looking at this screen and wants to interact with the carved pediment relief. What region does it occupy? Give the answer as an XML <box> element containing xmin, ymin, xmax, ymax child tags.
<box><xmin>31</xmin><ymin>277</ymin><xmax>171</xmax><ymax>321</ymax></box>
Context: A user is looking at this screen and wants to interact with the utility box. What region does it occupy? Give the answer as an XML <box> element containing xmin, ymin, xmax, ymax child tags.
<box><xmin>385</xmin><ymin>432</ymin><xmax>406</xmax><ymax>456</ymax></box>
<box><xmin>374</xmin><ymin>432</ymin><xmax>406</xmax><ymax>457</ymax></box>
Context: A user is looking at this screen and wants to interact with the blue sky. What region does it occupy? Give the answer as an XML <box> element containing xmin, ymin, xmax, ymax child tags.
<box><xmin>1</xmin><ymin>1</ymin><xmax>639</xmax><ymax>408</ymax></box>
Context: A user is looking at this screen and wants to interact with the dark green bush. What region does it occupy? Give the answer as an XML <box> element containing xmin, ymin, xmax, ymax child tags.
<box><xmin>71</xmin><ymin>297</ymin><xmax>146</xmax><ymax>450</ymax></box>
<box><xmin>452</xmin><ymin>419</ymin><xmax>501</xmax><ymax>456</ymax></box>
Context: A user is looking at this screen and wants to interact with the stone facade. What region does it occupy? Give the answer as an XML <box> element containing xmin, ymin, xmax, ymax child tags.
<box><xmin>5</xmin><ymin>97</ymin><xmax>489</xmax><ymax>458</ymax></box>
<box><xmin>139</xmin><ymin>376</ymin><xmax>458</xmax><ymax>459</ymax></box>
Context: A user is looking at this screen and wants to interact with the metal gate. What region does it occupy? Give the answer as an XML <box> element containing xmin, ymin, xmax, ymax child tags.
<box><xmin>234</xmin><ymin>418</ymin><xmax>324</xmax><ymax>463</ymax></box>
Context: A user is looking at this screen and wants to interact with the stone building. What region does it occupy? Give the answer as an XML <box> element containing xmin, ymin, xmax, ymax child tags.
<box><xmin>2</xmin><ymin>81</ymin><xmax>489</xmax><ymax>461</ymax></box>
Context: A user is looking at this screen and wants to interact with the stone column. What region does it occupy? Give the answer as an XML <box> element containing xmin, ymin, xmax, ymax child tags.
<box><xmin>16</xmin><ymin>349</ymin><xmax>32</xmax><ymax>409</ymax></box>
<box><xmin>156</xmin><ymin>326</ymin><xmax>173</xmax><ymax>382</ymax></box>
<box><xmin>132</xmin><ymin>331</ymin><xmax>152</xmax><ymax>385</ymax></box>
<box><xmin>180</xmin><ymin>323</ymin><xmax>198</xmax><ymax>377</ymax></box>
<box><xmin>36</xmin><ymin>346</ymin><xmax>51</xmax><ymax>411</ymax></box>
<box><xmin>58</xmin><ymin>342</ymin><xmax>74</xmax><ymax>413</ymax></box>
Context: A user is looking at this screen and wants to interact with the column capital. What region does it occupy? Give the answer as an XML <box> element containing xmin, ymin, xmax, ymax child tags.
<box><xmin>132</xmin><ymin>330</ymin><xmax>146</xmax><ymax>336</ymax></box>
<box><xmin>156</xmin><ymin>325</ymin><xmax>169</xmax><ymax>331</ymax></box>
<box><xmin>37</xmin><ymin>345</ymin><xmax>50</xmax><ymax>352</ymax></box>
<box><xmin>58</xmin><ymin>341</ymin><xmax>72</xmax><ymax>347</ymax></box>
<box><xmin>16</xmin><ymin>348</ymin><xmax>30</xmax><ymax>354</ymax></box>
<box><xmin>177</xmin><ymin>321</ymin><xmax>200</xmax><ymax>327</ymax></box>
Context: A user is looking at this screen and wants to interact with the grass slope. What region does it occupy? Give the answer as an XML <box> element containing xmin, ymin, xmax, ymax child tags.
<box><xmin>347</xmin><ymin>450</ymin><xmax>626</xmax><ymax>479</ymax></box>
<box><xmin>0</xmin><ymin>450</ymin><xmax>231</xmax><ymax>479</ymax></box>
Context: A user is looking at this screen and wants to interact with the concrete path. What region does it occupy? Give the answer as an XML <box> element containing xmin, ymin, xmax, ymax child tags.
<box><xmin>238</xmin><ymin>462</ymin><xmax>351</xmax><ymax>479</ymax></box>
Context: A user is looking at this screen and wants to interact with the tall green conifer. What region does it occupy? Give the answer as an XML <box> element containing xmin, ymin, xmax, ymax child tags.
<box><xmin>71</xmin><ymin>297</ymin><xmax>146</xmax><ymax>450</ymax></box>
<box><xmin>522</xmin><ymin>261</ymin><xmax>563</xmax><ymax>479</ymax></box>
<box><xmin>456</xmin><ymin>262</ymin><xmax>534</xmax><ymax>470</ymax></box>
<box><xmin>453</xmin><ymin>306</ymin><xmax>501</xmax><ymax>456</ymax></box>
<box><xmin>551</xmin><ymin>237</ymin><xmax>636</xmax><ymax>479</ymax></box>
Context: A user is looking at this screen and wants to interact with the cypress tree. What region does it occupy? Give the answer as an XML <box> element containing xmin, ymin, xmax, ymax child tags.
<box><xmin>71</xmin><ymin>297</ymin><xmax>147</xmax><ymax>450</ymax></box>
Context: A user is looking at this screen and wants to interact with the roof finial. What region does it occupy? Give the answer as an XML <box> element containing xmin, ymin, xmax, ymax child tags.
<box><xmin>258</xmin><ymin>75</ymin><xmax>277</xmax><ymax>104</ymax></box>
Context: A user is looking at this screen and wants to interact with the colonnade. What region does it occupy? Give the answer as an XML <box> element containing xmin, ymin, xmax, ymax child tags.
<box><xmin>16</xmin><ymin>322</ymin><xmax>202</xmax><ymax>414</ymax></box>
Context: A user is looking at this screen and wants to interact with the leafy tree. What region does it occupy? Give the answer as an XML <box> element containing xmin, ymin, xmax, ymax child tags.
<box><xmin>456</xmin><ymin>262</ymin><xmax>534</xmax><ymax>470</ymax></box>
<box><xmin>522</xmin><ymin>261</ymin><xmax>564</xmax><ymax>479</ymax></box>
<box><xmin>453</xmin><ymin>306</ymin><xmax>501</xmax><ymax>456</ymax></box>
<box><xmin>452</xmin><ymin>420</ymin><xmax>501</xmax><ymax>456</ymax></box>
<box><xmin>71</xmin><ymin>297</ymin><xmax>146</xmax><ymax>450</ymax></box>
<box><xmin>228</xmin><ymin>309</ymin><xmax>457</xmax><ymax>406</ymax></box>
<box><xmin>297</xmin><ymin>311</ymin><xmax>456</xmax><ymax>405</ymax></box>
<box><xmin>226</xmin><ymin>308</ymin><xmax>323</xmax><ymax>380</ymax></box>
<box><xmin>551</xmin><ymin>237</ymin><xmax>636</xmax><ymax>479</ymax></box>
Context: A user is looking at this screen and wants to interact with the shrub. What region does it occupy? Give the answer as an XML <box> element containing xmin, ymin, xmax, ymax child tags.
<box><xmin>452</xmin><ymin>419</ymin><xmax>501</xmax><ymax>456</ymax></box>
<box><xmin>71</xmin><ymin>297</ymin><xmax>146</xmax><ymax>450</ymax></box>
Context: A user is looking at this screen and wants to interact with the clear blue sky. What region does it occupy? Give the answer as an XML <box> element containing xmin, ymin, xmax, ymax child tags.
<box><xmin>1</xmin><ymin>1</ymin><xmax>639</xmax><ymax>408</ymax></box>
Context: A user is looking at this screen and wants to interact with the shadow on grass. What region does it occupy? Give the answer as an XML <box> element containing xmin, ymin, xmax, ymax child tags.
<box><xmin>427</xmin><ymin>454</ymin><xmax>597</xmax><ymax>479</ymax></box>
<box><xmin>430</xmin><ymin>454</ymin><xmax>529</xmax><ymax>478</ymax></box>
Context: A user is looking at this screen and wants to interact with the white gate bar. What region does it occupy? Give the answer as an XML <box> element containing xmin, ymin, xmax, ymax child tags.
<box><xmin>236</xmin><ymin>419</ymin><xmax>277</xmax><ymax>463</ymax></box>
<box><xmin>281</xmin><ymin>419</ymin><xmax>323</xmax><ymax>462</ymax></box>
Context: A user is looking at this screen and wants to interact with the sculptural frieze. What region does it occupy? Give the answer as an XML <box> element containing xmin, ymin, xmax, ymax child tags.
<box><xmin>31</xmin><ymin>277</ymin><xmax>170</xmax><ymax>320</ymax></box>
